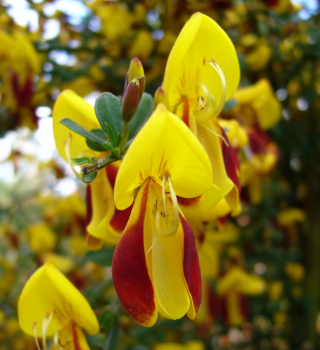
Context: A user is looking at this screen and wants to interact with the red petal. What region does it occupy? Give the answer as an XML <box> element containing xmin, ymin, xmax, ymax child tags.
<box><xmin>112</xmin><ymin>181</ymin><xmax>157</xmax><ymax>326</ymax></box>
<box><xmin>106</xmin><ymin>162</ymin><xmax>118</xmax><ymax>189</ymax></box>
<box><xmin>85</xmin><ymin>186</ymin><xmax>92</xmax><ymax>231</ymax></box>
<box><xmin>221</xmin><ymin>127</ymin><xmax>241</xmax><ymax>193</ymax></box>
<box><xmin>109</xmin><ymin>204</ymin><xmax>133</xmax><ymax>232</ymax></box>
<box><xmin>180</xmin><ymin>215</ymin><xmax>202</xmax><ymax>316</ymax></box>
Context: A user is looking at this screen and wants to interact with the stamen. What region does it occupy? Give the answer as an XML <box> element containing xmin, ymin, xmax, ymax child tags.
<box><xmin>201</xmin><ymin>123</ymin><xmax>229</xmax><ymax>147</ymax></box>
<box><xmin>42</xmin><ymin>312</ymin><xmax>54</xmax><ymax>350</ymax></box>
<box><xmin>194</xmin><ymin>59</ymin><xmax>226</xmax><ymax>122</ymax></box>
<box><xmin>53</xmin><ymin>333</ymin><xmax>59</xmax><ymax>349</ymax></box>
<box><xmin>154</xmin><ymin>174</ymin><xmax>179</xmax><ymax>238</ymax></box>
<box><xmin>32</xmin><ymin>322</ymin><xmax>42</xmax><ymax>350</ymax></box>
<box><xmin>64</xmin><ymin>135</ymin><xmax>82</xmax><ymax>180</ymax></box>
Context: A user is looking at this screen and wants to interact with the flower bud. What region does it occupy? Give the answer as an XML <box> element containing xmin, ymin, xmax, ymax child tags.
<box><xmin>122</xmin><ymin>78</ymin><xmax>140</xmax><ymax>122</ymax></box>
<box><xmin>154</xmin><ymin>87</ymin><xmax>168</xmax><ymax>109</ymax></box>
<box><xmin>128</xmin><ymin>57</ymin><xmax>144</xmax><ymax>81</ymax></box>
<box><xmin>137</xmin><ymin>76</ymin><xmax>145</xmax><ymax>100</ymax></box>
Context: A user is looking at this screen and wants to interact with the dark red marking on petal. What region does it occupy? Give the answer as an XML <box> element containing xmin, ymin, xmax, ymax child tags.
<box><xmin>220</xmin><ymin>127</ymin><xmax>241</xmax><ymax>193</ymax></box>
<box><xmin>71</xmin><ymin>323</ymin><xmax>81</xmax><ymax>350</ymax></box>
<box><xmin>208</xmin><ymin>284</ymin><xmax>223</xmax><ymax>320</ymax></box>
<box><xmin>239</xmin><ymin>293</ymin><xmax>249</xmax><ymax>320</ymax></box>
<box><xmin>177</xmin><ymin>195</ymin><xmax>201</xmax><ymax>207</ymax></box>
<box><xmin>218</xmin><ymin>215</ymin><xmax>229</xmax><ymax>227</ymax></box>
<box><xmin>109</xmin><ymin>204</ymin><xmax>133</xmax><ymax>232</ymax></box>
<box><xmin>181</xmin><ymin>98</ymin><xmax>190</xmax><ymax>127</ymax></box>
<box><xmin>106</xmin><ymin>163</ymin><xmax>118</xmax><ymax>189</ymax></box>
<box><xmin>112</xmin><ymin>182</ymin><xmax>156</xmax><ymax>326</ymax></box>
<box><xmin>85</xmin><ymin>186</ymin><xmax>92</xmax><ymax>229</ymax></box>
<box><xmin>180</xmin><ymin>215</ymin><xmax>202</xmax><ymax>314</ymax></box>
<box><xmin>248</xmin><ymin>127</ymin><xmax>270</xmax><ymax>154</ymax></box>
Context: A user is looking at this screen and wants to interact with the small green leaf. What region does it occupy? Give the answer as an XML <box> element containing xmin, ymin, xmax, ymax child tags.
<box><xmin>82</xmin><ymin>171</ymin><xmax>98</xmax><ymax>183</ymax></box>
<box><xmin>85</xmin><ymin>247</ymin><xmax>114</xmax><ymax>266</ymax></box>
<box><xmin>60</xmin><ymin>118</ymin><xmax>106</xmax><ymax>146</ymax></box>
<box><xmin>102</xmin><ymin>142</ymin><xmax>113</xmax><ymax>151</ymax></box>
<box><xmin>86</xmin><ymin>129</ymin><xmax>110</xmax><ymax>152</ymax></box>
<box><xmin>71</xmin><ymin>157</ymin><xmax>90</xmax><ymax>165</ymax></box>
<box><xmin>86</xmin><ymin>139</ymin><xmax>106</xmax><ymax>152</ymax></box>
<box><xmin>105</xmin><ymin>122</ymin><xmax>117</xmax><ymax>147</ymax></box>
<box><xmin>128</xmin><ymin>93</ymin><xmax>153</xmax><ymax>140</ymax></box>
<box><xmin>95</xmin><ymin>93</ymin><xmax>123</xmax><ymax>135</ymax></box>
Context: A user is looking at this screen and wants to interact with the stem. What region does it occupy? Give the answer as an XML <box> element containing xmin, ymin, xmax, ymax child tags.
<box><xmin>119</xmin><ymin>121</ymin><xmax>128</xmax><ymax>153</ymax></box>
<box><xmin>82</xmin><ymin>154</ymin><xmax>117</xmax><ymax>175</ymax></box>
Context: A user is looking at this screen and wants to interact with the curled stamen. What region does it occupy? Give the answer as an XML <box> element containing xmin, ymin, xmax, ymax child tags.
<box><xmin>155</xmin><ymin>174</ymin><xmax>179</xmax><ymax>238</ymax></box>
<box><xmin>194</xmin><ymin>59</ymin><xmax>226</xmax><ymax>122</ymax></box>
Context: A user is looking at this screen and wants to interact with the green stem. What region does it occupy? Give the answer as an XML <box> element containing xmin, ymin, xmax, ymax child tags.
<box><xmin>82</xmin><ymin>154</ymin><xmax>117</xmax><ymax>175</ymax></box>
<box><xmin>119</xmin><ymin>121</ymin><xmax>128</xmax><ymax>154</ymax></box>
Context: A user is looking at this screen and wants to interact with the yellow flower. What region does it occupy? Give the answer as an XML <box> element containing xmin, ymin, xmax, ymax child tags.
<box><xmin>112</xmin><ymin>104</ymin><xmax>212</xmax><ymax>326</ymax></box>
<box><xmin>53</xmin><ymin>90</ymin><xmax>130</xmax><ymax>248</ymax></box>
<box><xmin>162</xmin><ymin>12</ymin><xmax>241</xmax><ymax>216</ymax></box>
<box><xmin>233</xmin><ymin>79</ymin><xmax>282</xmax><ymax>130</ymax></box>
<box><xmin>28</xmin><ymin>223</ymin><xmax>56</xmax><ymax>254</ymax></box>
<box><xmin>18</xmin><ymin>261</ymin><xmax>99</xmax><ymax>350</ymax></box>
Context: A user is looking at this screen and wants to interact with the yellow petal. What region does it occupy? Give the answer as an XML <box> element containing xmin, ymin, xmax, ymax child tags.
<box><xmin>197</xmin><ymin>121</ymin><xmax>234</xmax><ymax>198</ymax></box>
<box><xmin>115</xmin><ymin>104</ymin><xmax>212</xmax><ymax>210</ymax></box>
<box><xmin>162</xmin><ymin>12</ymin><xmax>240</xmax><ymax>110</ymax></box>
<box><xmin>179</xmin><ymin>185</ymin><xmax>222</xmax><ymax>222</ymax></box>
<box><xmin>86</xmin><ymin>170</ymin><xmax>112</xmax><ymax>240</ymax></box>
<box><xmin>57</xmin><ymin>323</ymin><xmax>91</xmax><ymax>350</ymax></box>
<box><xmin>52</xmin><ymin>90</ymin><xmax>99</xmax><ymax>162</ymax></box>
<box><xmin>217</xmin><ymin>267</ymin><xmax>265</xmax><ymax>296</ymax></box>
<box><xmin>153</xmin><ymin>227</ymin><xmax>190</xmax><ymax>320</ymax></box>
<box><xmin>150</xmin><ymin>183</ymin><xmax>190</xmax><ymax>319</ymax></box>
<box><xmin>226</xmin><ymin>291</ymin><xmax>245</xmax><ymax>326</ymax></box>
<box><xmin>18</xmin><ymin>262</ymin><xmax>99</xmax><ymax>337</ymax></box>
<box><xmin>234</xmin><ymin>79</ymin><xmax>281</xmax><ymax>130</ymax></box>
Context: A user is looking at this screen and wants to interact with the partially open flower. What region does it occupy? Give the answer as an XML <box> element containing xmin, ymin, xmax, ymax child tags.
<box><xmin>18</xmin><ymin>261</ymin><xmax>99</xmax><ymax>350</ymax></box>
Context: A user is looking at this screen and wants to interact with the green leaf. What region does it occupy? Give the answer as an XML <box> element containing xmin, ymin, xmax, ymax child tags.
<box><xmin>104</xmin><ymin>320</ymin><xmax>119</xmax><ymax>350</ymax></box>
<box><xmin>71</xmin><ymin>156</ymin><xmax>90</xmax><ymax>165</ymax></box>
<box><xmin>82</xmin><ymin>171</ymin><xmax>98</xmax><ymax>183</ymax></box>
<box><xmin>86</xmin><ymin>139</ymin><xmax>106</xmax><ymax>152</ymax></box>
<box><xmin>60</xmin><ymin>118</ymin><xmax>106</xmax><ymax>146</ymax></box>
<box><xmin>116</xmin><ymin>133</ymin><xmax>121</xmax><ymax>147</ymax></box>
<box><xmin>95</xmin><ymin>93</ymin><xmax>123</xmax><ymax>135</ymax></box>
<box><xmin>86</xmin><ymin>129</ymin><xmax>110</xmax><ymax>152</ymax></box>
<box><xmin>128</xmin><ymin>93</ymin><xmax>153</xmax><ymax>140</ymax></box>
<box><xmin>85</xmin><ymin>247</ymin><xmax>114</xmax><ymax>266</ymax></box>
<box><xmin>105</xmin><ymin>122</ymin><xmax>117</xmax><ymax>147</ymax></box>
<box><xmin>102</xmin><ymin>142</ymin><xmax>113</xmax><ymax>151</ymax></box>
